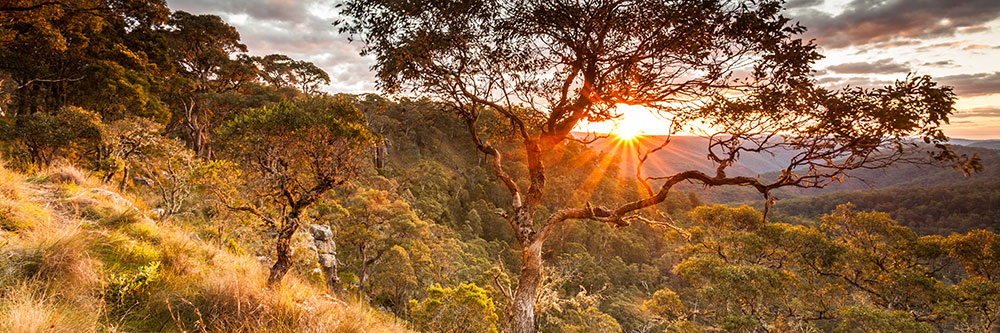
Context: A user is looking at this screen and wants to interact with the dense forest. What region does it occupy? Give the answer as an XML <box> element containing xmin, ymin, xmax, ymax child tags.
<box><xmin>1</xmin><ymin>0</ymin><xmax>998</xmax><ymax>332</ymax></box>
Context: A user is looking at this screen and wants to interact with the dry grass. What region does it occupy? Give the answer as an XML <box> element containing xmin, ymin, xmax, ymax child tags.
<box><xmin>0</xmin><ymin>285</ymin><xmax>100</xmax><ymax>333</ymax></box>
<box><xmin>0</xmin><ymin>163</ymin><xmax>49</xmax><ymax>231</ymax></box>
<box><xmin>0</xmin><ymin>163</ymin><xmax>26</xmax><ymax>200</ymax></box>
<box><xmin>45</xmin><ymin>162</ymin><xmax>87</xmax><ymax>185</ymax></box>
<box><xmin>0</xmin><ymin>160</ymin><xmax>411</xmax><ymax>332</ymax></box>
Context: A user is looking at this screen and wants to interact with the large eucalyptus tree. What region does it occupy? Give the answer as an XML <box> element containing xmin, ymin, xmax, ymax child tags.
<box><xmin>338</xmin><ymin>0</ymin><xmax>977</xmax><ymax>331</ymax></box>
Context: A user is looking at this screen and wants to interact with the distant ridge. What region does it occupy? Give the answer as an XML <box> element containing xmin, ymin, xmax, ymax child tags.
<box><xmin>948</xmin><ymin>138</ymin><xmax>1000</xmax><ymax>150</ymax></box>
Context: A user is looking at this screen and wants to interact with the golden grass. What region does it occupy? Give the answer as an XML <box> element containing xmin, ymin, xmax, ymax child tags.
<box><xmin>0</xmin><ymin>285</ymin><xmax>99</xmax><ymax>333</ymax></box>
<box><xmin>0</xmin><ymin>160</ymin><xmax>411</xmax><ymax>332</ymax></box>
<box><xmin>45</xmin><ymin>162</ymin><xmax>87</xmax><ymax>185</ymax></box>
<box><xmin>0</xmin><ymin>163</ymin><xmax>49</xmax><ymax>231</ymax></box>
<box><xmin>0</xmin><ymin>163</ymin><xmax>26</xmax><ymax>200</ymax></box>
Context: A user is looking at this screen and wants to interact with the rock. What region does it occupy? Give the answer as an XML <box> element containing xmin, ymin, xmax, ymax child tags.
<box><xmin>309</xmin><ymin>224</ymin><xmax>339</xmax><ymax>292</ymax></box>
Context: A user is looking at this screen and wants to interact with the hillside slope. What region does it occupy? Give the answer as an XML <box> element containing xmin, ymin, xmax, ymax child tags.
<box><xmin>0</xmin><ymin>163</ymin><xmax>408</xmax><ymax>332</ymax></box>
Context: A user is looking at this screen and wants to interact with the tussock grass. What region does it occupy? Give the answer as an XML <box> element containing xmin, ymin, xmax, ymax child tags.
<box><xmin>0</xmin><ymin>163</ymin><xmax>49</xmax><ymax>231</ymax></box>
<box><xmin>0</xmin><ymin>199</ymin><xmax>50</xmax><ymax>231</ymax></box>
<box><xmin>0</xmin><ymin>285</ymin><xmax>100</xmax><ymax>333</ymax></box>
<box><xmin>0</xmin><ymin>163</ymin><xmax>26</xmax><ymax>200</ymax></box>
<box><xmin>45</xmin><ymin>162</ymin><xmax>87</xmax><ymax>185</ymax></box>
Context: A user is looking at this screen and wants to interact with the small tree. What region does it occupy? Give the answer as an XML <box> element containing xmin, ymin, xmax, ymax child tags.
<box><xmin>217</xmin><ymin>97</ymin><xmax>375</xmax><ymax>285</ymax></box>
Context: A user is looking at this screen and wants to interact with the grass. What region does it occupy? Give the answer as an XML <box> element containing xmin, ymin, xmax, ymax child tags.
<box><xmin>0</xmin><ymin>163</ymin><xmax>49</xmax><ymax>231</ymax></box>
<box><xmin>0</xmin><ymin>161</ymin><xmax>411</xmax><ymax>332</ymax></box>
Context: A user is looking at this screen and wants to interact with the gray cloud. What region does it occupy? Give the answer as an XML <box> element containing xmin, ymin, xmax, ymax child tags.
<box><xmin>784</xmin><ymin>0</ymin><xmax>823</xmax><ymax>9</ymax></box>
<box><xmin>826</xmin><ymin>58</ymin><xmax>910</xmax><ymax>74</ymax></box>
<box><xmin>938</xmin><ymin>72</ymin><xmax>1000</xmax><ymax>96</ymax></box>
<box><xmin>167</xmin><ymin>0</ymin><xmax>310</xmax><ymax>22</ymax></box>
<box><xmin>920</xmin><ymin>60</ymin><xmax>958</xmax><ymax>67</ymax></box>
<box><xmin>793</xmin><ymin>0</ymin><xmax>1000</xmax><ymax>49</ymax></box>
<box><xmin>165</xmin><ymin>0</ymin><xmax>376</xmax><ymax>94</ymax></box>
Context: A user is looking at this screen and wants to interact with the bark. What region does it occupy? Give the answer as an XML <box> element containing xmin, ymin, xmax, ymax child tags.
<box><xmin>267</xmin><ymin>211</ymin><xmax>301</xmax><ymax>286</ymax></box>
<box><xmin>309</xmin><ymin>224</ymin><xmax>339</xmax><ymax>293</ymax></box>
<box><xmin>511</xmin><ymin>239</ymin><xmax>543</xmax><ymax>333</ymax></box>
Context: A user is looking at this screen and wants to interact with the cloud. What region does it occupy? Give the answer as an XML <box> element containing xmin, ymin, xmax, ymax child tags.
<box><xmin>938</xmin><ymin>72</ymin><xmax>1000</xmax><ymax>96</ymax></box>
<box><xmin>792</xmin><ymin>0</ymin><xmax>1000</xmax><ymax>49</ymax></box>
<box><xmin>815</xmin><ymin>76</ymin><xmax>890</xmax><ymax>89</ymax></box>
<box><xmin>917</xmin><ymin>40</ymin><xmax>970</xmax><ymax>51</ymax></box>
<box><xmin>921</xmin><ymin>60</ymin><xmax>957</xmax><ymax>67</ymax></box>
<box><xmin>166</xmin><ymin>0</ymin><xmax>310</xmax><ymax>22</ymax></box>
<box><xmin>963</xmin><ymin>44</ymin><xmax>991</xmax><ymax>50</ymax></box>
<box><xmin>165</xmin><ymin>0</ymin><xmax>377</xmax><ymax>94</ymax></box>
<box><xmin>826</xmin><ymin>58</ymin><xmax>910</xmax><ymax>74</ymax></box>
<box><xmin>784</xmin><ymin>0</ymin><xmax>823</xmax><ymax>9</ymax></box>
<box><xmin>952</xmin><ymin>107</ymin><xmax>1000</xmax><ymax>118</ymax></box>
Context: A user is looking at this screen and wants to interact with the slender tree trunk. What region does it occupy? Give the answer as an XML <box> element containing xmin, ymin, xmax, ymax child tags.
<box><xmin>511</xmin><ymin>239</ymin><xmax>543</xmax><ymax>333</ymax></box>
<box><xmin>268</xmin><ymin>211</ymin><xmax>301</xmax><ymax>286</ymax></box>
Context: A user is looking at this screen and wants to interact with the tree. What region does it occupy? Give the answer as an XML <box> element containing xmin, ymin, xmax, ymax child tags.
<box><xmin>6</xmin><ymin>106</ymin><xmax>103</xmax><ymax>166</ymax></box>
<box><xmin>216</xmin><ymin>97</ymin><xmax>375</xmax><ymax>285</ymax></box>
<box><xmin>0</xmin><ymin>0</ymin><xmax>170</xmax><ymax>117</ymax></box>
<box><xmin>339</xmin><ymin>0</ymin><xmax>978</xmax><ymax>330</ymax></box>
<box><xmin>254</xmin><ymin>54</ymin><xmax>331</xmax><ymax>95</ymax></box>
<box><xmin>409</xmin><ymin>283</ymin><xmax>500</xmax><ymax>333</ymax></box>
<box><xmin>164</xmin><ymin>10</ymin><xmax>251</xmax><ymax>158</ymax></box>
<box><xmin>332</xmin><ymin>188</ymin><xmax>428</xmax><ymax>297</ymax></box>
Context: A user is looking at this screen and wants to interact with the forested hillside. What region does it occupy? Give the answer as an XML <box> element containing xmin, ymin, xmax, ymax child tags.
<box><xmin>767</xmin><ymin>180</ymin><xmax>1000</xmax><ymax>234</ymax></box>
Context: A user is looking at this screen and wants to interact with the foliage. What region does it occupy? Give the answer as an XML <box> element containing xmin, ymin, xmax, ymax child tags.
<box><xmin>105</xmin><ymin>261</ymin><xmax>161</xmax><ymax>317</ymax></box>
<box><xmin>670</xmin><ymin>204</ymin><xmax>1000</xmax><ymax>331</ymax></box>
<box><xmin>409</xmin><ymin>283</ymin><xmax>499</xmax><ymax>333</ymax></box>
<box><xmin>5</xmin><ymin>106</ymin><xmax>103</xmax><ymax>165</ymax></box>
<box><xmin>770</xmin><ymin>180</ymin><xmax>1000</xmax><ymax>234</ymax></box>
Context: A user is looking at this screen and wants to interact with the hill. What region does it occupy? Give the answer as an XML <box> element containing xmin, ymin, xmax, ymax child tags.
<box><xmin>764</xmin><ymin>180</ymin><xmax>1000</xmax><ymax>235</ymax></box>
<box><xmin>0</xmin><ymin>163</ymin><xmax>408</xmax><ymax>332</ymax></box>
<box><xmin>950</xmin><ymin>138</ymin><xmax>1000</xmax><ymax>150</ymax></box>
<box><xmin>582</xmin><ymin>134</ymin><xmax>801</xmax><ymax>177</ymax></box>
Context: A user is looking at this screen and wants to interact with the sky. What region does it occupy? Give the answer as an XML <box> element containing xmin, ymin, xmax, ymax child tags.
<box><xmin>165</xmin><ymin>0</ymin><xmax>1000</xmax><ymax>140</ymax></box>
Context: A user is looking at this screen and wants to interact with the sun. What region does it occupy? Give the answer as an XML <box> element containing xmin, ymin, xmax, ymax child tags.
<box><xmin>574</xmin><ymin>103</ymin><xmax>681</xmax><ymax>139</ymax></box>
<box><xmin>614</xmin><ymin>121</ymin><xmax>644</xmax><ymax>141</ymax></box>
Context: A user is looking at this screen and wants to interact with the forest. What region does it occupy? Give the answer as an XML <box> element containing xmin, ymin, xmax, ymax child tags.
<box><xmin>1</xmin><ymin>0</ymin><xmax>998</xmax><ymax>332</ymax></box>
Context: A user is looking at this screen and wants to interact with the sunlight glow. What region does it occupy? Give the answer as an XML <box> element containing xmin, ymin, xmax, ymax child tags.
<box><xmin>579</xmin><ymin>104</ymin><xmax>668</xmax><ymax>140</ymax></box>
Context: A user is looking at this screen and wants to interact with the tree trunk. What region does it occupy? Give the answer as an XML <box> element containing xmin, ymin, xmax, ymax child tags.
<box><xmin>309</xmin><ymin>224</ymin><xmax>339</xmax><ymax>293</ymax></box>
<box><xmin>267</xmin><ymin>211</ymin><xmax>301</xmax><ymax>286</ymax></box>
<box><xmin>511</xmin><ymin>239</ymin><xmax>543</xmax><ymax>333</ymax></box>
<box><xmin>359</xmin><ymin>247</ymin><xmax>369</xmax><ymax>298</ymax></box>
<box><xmin>118</xmin><ymin>167</ymin><xmax>129</xmax><ymax>191</ymax></box>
